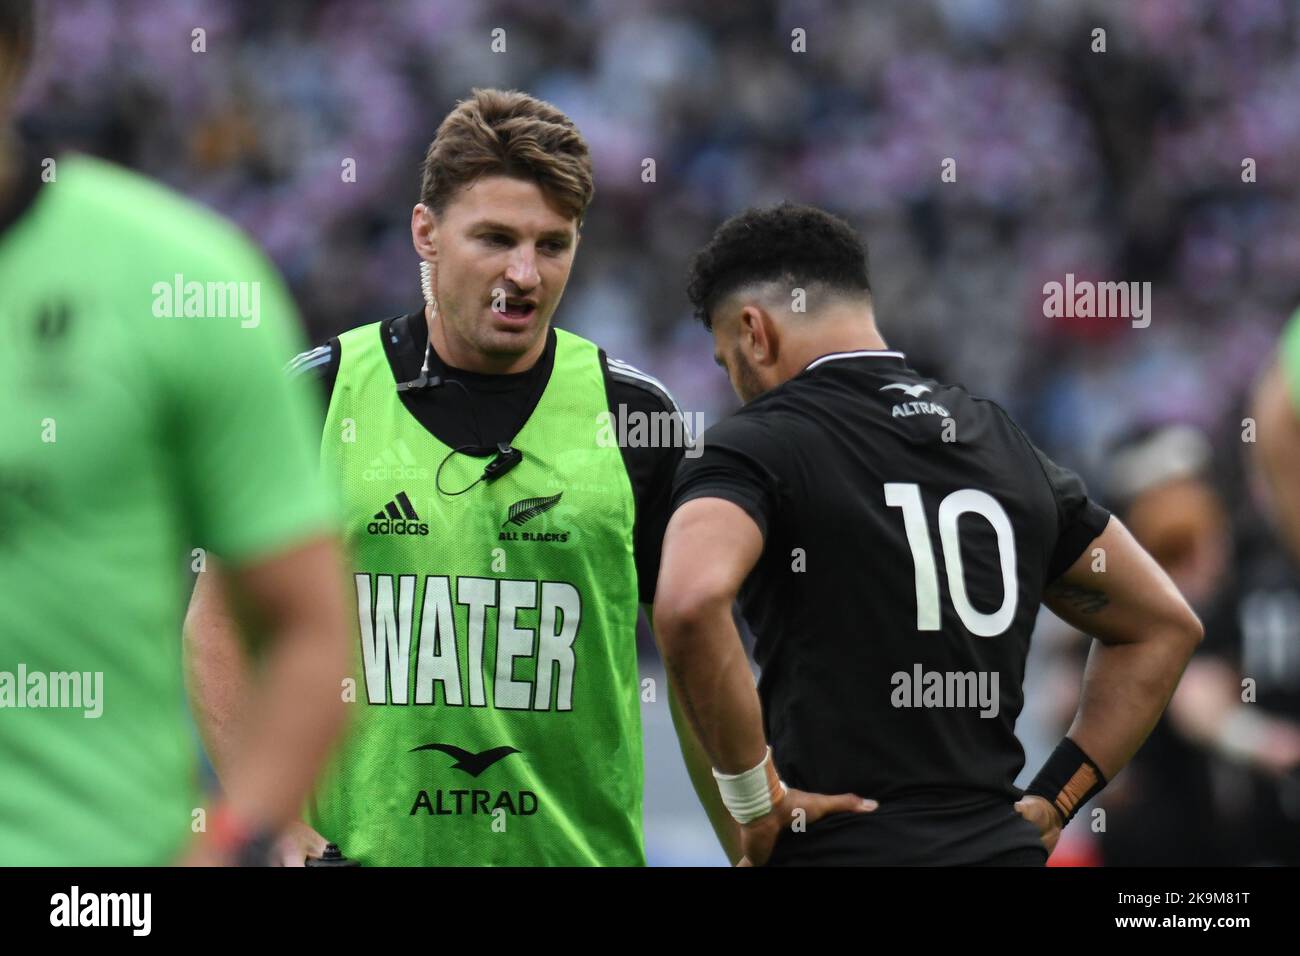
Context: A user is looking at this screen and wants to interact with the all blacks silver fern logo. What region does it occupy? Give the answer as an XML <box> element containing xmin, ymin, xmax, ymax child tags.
<box><xmin>499</xmin><ymin>493</ymin><xmax>568</xmax><ymax>542</ymax></box>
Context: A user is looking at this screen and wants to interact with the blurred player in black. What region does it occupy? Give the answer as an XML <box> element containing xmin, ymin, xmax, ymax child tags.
<box><xmin>1195</xmin><ymin>503</ymin><xmax>1300</xmax><ymax>864</ymax></box>
<box><xmin>1229</xmin><ymin>312</ymin><xmax>1300</xmax><ymax>862</ymax></box>
<box><xmin>1163</xmin><ymin>405</ymin><xmax>1300</xmax><ymax>866</ymax></box>
<box><xmin>1086</xmin><ymin>424</ymin><xmax>1234</xmax><ymax>865</ymax></box>
<box><xmin>1095</xmin><ymin>419</ymin><xmax>1300</xmax><ymax>866</ymax></box>
<box><xmin>654</xmin><ymin>203</ymin><xmax>1204</xmax><ymax>866</ymax></box>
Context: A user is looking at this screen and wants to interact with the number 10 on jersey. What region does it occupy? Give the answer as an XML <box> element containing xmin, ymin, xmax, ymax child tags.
<box><xmin>884</xmin><ymin>483</ymin><xmax>1018</xmax><ymax>638</ymax></box>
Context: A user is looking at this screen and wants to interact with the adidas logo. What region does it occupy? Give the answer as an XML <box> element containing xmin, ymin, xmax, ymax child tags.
<box><xmin>367</xmin><ymin>491</ymin><xmax>429</xmax><ymax>536</ymax></box>
<box><xmin>363</xmin><ymin>440</ymin><xmax>429</xmax><ymax>482</ymax></box>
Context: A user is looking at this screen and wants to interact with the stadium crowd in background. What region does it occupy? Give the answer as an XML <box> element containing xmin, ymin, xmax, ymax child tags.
<box><xmin>18</xmin><ymin>0</ymin><xmax>1300</xmax><ymax>444</ymax></box>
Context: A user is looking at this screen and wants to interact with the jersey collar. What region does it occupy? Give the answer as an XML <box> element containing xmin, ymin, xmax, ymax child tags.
<box><xmin>394</xmin><ymin>308</ymin><xmax>557</xmax><ymax>391</ymax></box>
<box><xmin>804</xmin><ymin>349</ymin><xmax>906</xmax><ymax>372</ymax></box>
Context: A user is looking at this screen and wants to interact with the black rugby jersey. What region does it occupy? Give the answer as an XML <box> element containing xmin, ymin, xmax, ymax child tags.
<box><xmin>673</xmin><ymin>349</ymin><xmax>1110</xmax><ymax>864</ymax></box>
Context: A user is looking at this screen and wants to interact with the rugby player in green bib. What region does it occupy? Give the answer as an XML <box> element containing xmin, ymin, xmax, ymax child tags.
<box><xmin>0</xmin><ymin>1</ymin><xmax>352</xmax><ymax>866</ymax></box>
<box><xmin>186</xmin><ymin>88</ymin><xmax>738</xmax><ymax>866</ymax></box>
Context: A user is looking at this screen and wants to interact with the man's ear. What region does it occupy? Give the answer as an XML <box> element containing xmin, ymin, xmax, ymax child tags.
<box><xmin>739</xmin><ymin>305</ymin><xmax>779</xmax><ymax>366</ymax></box>
<box><xmin>411</xmin><ymin>203</ymin><xmax>438</xmax><ymax>261</ymax></box>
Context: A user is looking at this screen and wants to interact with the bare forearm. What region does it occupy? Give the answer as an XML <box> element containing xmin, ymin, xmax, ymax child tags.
<box><xmin>218</xmin><ymin>615</ymin><xmax>348</xmax><ymax>828</ymax></box>
<box><xmin>1043</xmin><ymin>517</ymin><xmax>1203</xmax><ymax>781</ymax></box>
<box><xmin>184</xmin><ymin>544</ymin><xmax>351</xmax><ymax>832</ymax></box>
<box><xmin>667</xmin><ymin>684</ymin><xmax>743</xmax><ymax>864</ymax></box>
<box><xmin>184</xmin><ymin>579</ymin><xmax>255</xmax><ymax>780</ymax></box>
<box><xmin>644</xmin><ymin>601</ymin><xmax>742</xmax><ymax>863</ymax></box>
<box><xmin>1067</xmin><ymin>630</ymin><xmax>1197</xmax><ymax>780</ymax></box>
<box><xmin>658</xmin><ymin>600</ymin><xmax>767</xmax><ymax>774</ymax></box>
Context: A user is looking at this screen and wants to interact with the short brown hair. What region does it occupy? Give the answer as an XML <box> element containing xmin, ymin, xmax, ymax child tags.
<box><xmin>419</xmin><ymin>88</ymin><xmax>594</xmax><ymax>223</ymax></box>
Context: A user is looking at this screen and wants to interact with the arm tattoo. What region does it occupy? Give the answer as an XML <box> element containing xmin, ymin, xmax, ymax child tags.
<box><xmin>666</xmin><ymin>657</ymin><xmax>712</xmax><ymax>752</ymax></box>
<box><xmin>1045</xmin><ymin>581</ymin><xmax>1110</xmax><ymax>614</ymax></box>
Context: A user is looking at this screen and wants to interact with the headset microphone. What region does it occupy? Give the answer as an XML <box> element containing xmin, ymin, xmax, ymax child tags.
<box><xmin>396</xmin><ymin>370</ymin><xmax>441</xmax><ymax>392</ymax></box>
<box><xmin>400</xmin><ymin>337</ymin><xmax>526</xmax><ymax>491</ymax></box>
<box><xmin>397</xmin><ymin>340</ymin><xmax>441</xmax><ymax>393</ymax></box>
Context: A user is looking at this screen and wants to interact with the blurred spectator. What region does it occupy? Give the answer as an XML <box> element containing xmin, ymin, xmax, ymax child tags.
<box><xmin>16</xmin><ymin>0</ymin><xmax>1300</xmax><ymax>440</ymax></box>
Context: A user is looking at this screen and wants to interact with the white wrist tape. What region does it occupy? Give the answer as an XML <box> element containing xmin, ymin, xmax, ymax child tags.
<box><xmin>713</xmin><ymin>747</ymin><xmax>785</xmax><ymax>824</ymax></box>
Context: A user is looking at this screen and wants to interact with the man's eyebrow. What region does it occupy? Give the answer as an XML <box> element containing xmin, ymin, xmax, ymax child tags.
<box><xmin>471</xmin><ymin>220</ymin><xmax>573</xmax><ymax>241</ymax></box>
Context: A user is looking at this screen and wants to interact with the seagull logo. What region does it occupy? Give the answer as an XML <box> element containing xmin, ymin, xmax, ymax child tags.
<box><xmin>880</xmin><ymin>383</ymin><xmax>933</xmax><ymax>398</ymax></box>
<box><xmin>409</xmin><ymin>743</ymin><xmax>520</xmax><ymax>777</ymax></box>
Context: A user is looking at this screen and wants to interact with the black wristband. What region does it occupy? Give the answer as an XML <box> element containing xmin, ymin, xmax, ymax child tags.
<box><xmin>1024</xmin><ymin>737</ymin><xmax>1107</xmax><ymax>828</ymax></box>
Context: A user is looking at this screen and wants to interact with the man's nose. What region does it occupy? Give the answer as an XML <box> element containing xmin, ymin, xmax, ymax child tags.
<box><xmin>505</xmin><ymin>248</ymin><xmax>540</xmax><ymax>291</ymax></box>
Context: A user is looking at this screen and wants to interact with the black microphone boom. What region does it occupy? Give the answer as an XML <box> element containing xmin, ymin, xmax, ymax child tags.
<box><xmin>397</xmin><ymin>372</ymin><xmax>441</xmax><ymax>393</ymax></box>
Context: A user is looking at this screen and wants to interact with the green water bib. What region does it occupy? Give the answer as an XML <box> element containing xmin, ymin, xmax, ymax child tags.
<box><xmin>311</xmin><ymin>323</ymin><xmax>644</xmax><ymax>865</ymax></box>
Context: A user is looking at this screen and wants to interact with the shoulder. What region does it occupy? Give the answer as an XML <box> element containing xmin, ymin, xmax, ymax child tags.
<box><xmin>335</xmin><ymin>315</ymin><xmax>395</xmax><ymax>349</ymax></box>
<box><xmin>283</xmin><ymin>339</ymin><xmax>340</xmax><ymax>416</ymax></box>
<box><xmin>292</xmin><ymin>313</ymin><xmax>422</xmax><ymax>398</ymax></box>
<box><xmin>704</xmin><ymin>382</ymin><xmax>810</xmax><ymax>447</ymax></box>
<box><xmin>294</xmin><ymin>313</ymin><xmax>407</xmax><ymax>377</ymax></box>
<box><xmin>286</xmin><ymin>340</ymin><xmax>338</xmax><ymax>382</ymax></box>
<box><xmin>688</xmin><ymin>404</ymin><xmax>794</xmax><ymax>476</ymax></box>
<box><xmin>964</xmin><ymin>391</ymin><xmax>1050</xmax><ymax>461</ymax></box>
<box><xmin>60</xmin><ymin>155</ymin><xmax>264</xmax><ymax>270</ymax></box>
<box><xmin>600</xmin><ymin>351</ymin><xmax>683</xmax><ymax>417</ymax></box>
<box><xmin>285</xmin><ymin>313</ymin><xmax>398</xmax><ymax>393</ymax></box>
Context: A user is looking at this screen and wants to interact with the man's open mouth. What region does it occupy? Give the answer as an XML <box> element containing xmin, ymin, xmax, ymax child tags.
<box><xmin>498</xmin><ymin>297</ymin><xmax>537</xmax><ymax>319</ymax></box>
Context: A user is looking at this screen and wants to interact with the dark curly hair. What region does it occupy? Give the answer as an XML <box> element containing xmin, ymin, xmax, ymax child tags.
<box><xmin>686</xmin><ymin>202</ymin><xmax>870</xmax><ymax>329</ymax></box>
